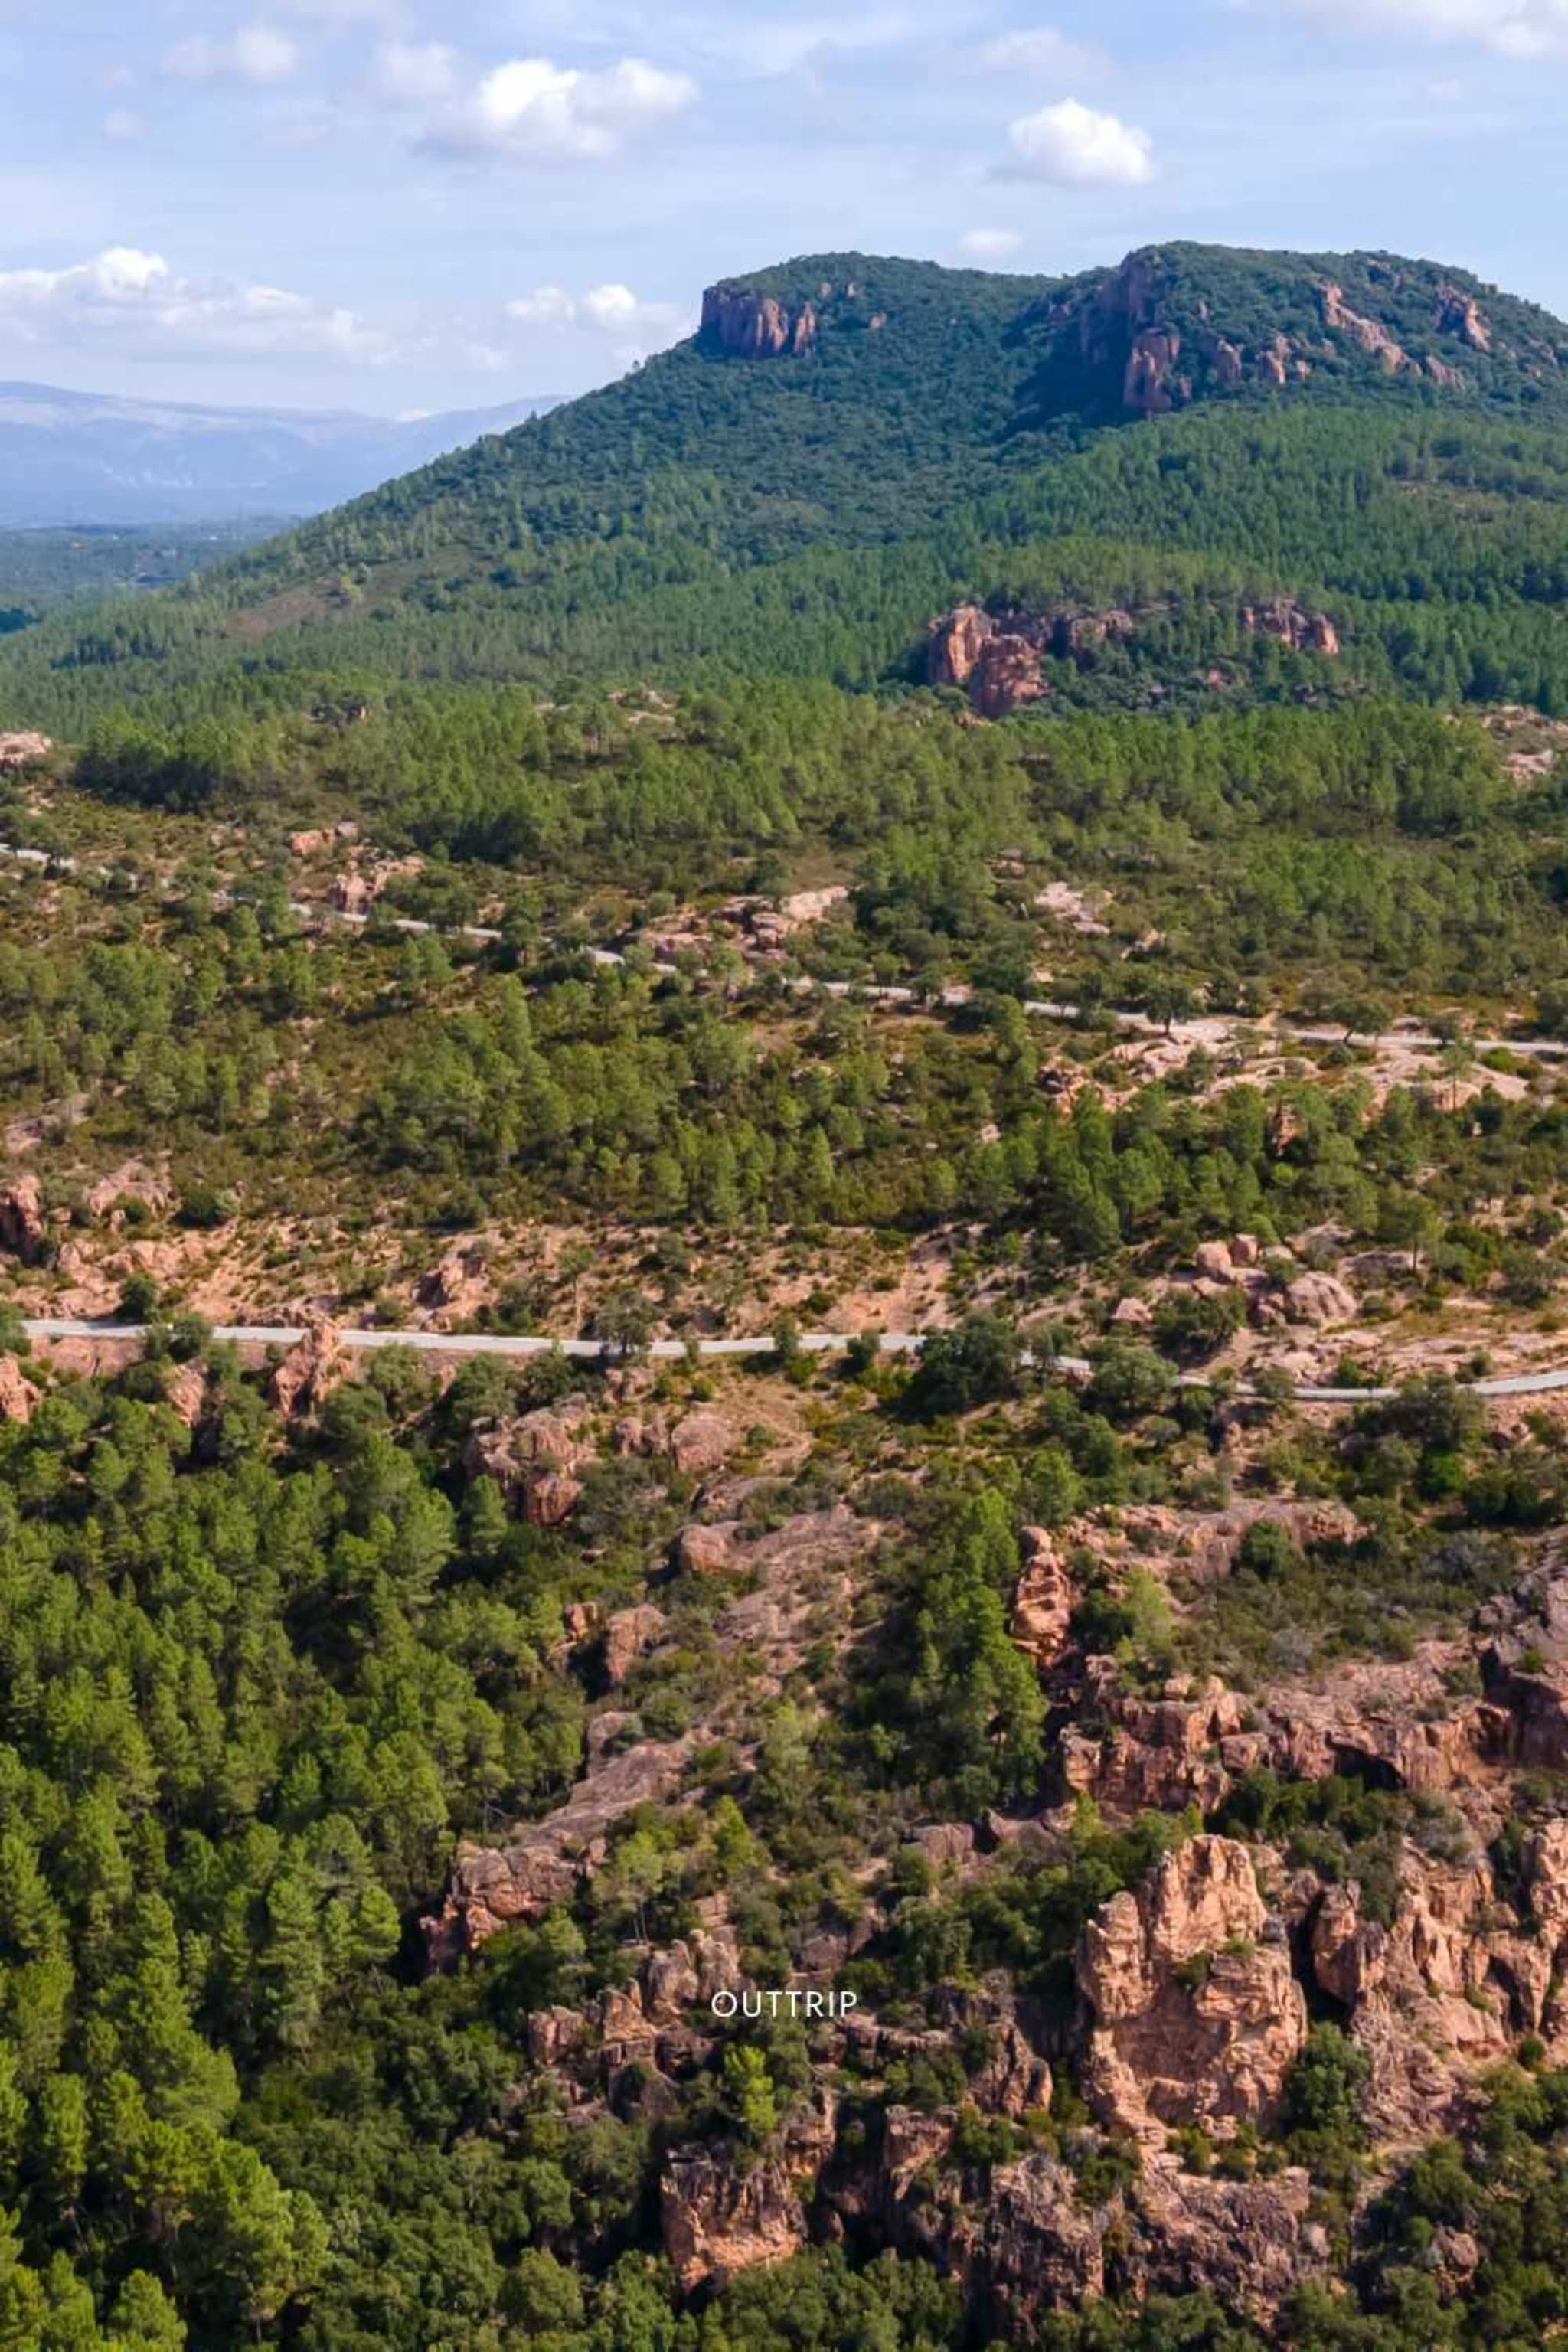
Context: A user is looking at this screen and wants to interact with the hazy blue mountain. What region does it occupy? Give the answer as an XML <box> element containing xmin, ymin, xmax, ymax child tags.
<box><xmin>0</xmin><ymin>381</ymin><xmax>562</xmax><ymax>525</ymax></box>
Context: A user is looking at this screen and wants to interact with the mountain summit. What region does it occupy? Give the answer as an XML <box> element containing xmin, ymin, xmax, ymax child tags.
<box><xmin>4</xmin><ymin>240</ymin><xmax>1568</xmax><ymax>728</ymax></box>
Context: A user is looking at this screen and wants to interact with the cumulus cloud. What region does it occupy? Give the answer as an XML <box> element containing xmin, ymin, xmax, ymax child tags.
<box><xmin>424</xmin><ymin>54</ymin><xmax>697</xmax><ymax>162</ymax></box>
<box><xmin>1282</xmin><ymin>0</ymin><xmax>1568</xmax><ymax>52</ymax></box>
<box><xmin>1001</xmin><ymin>97</ymin><xmax>1154</xmax><ymax>185</ymax></box>
<box><xmin>957</xmin><ymin>227</ymin><xmax>1023</xmax><ymax>259</ymax></box>
<box><xmin>164</xmin><ymin>24</ymin><xmax>300</xmax><ymax>84</ymax></box>
<box><xmin>0</xmin><ymin>245</ymin><xmax>396</xmax><ymax>361</ymax></box>
<box><xmin>507</xmin><ymin>282</ymin><xmax>684</xmax><ymax>339</ymax></box>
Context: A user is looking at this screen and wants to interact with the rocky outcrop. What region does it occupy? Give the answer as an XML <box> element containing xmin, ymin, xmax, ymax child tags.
<box><xmin>1437</xmin><ymin>283</ymin><xmax>1491</xmax><ymax>351</ymax></box>
<box><xmin>1125</xmin><ymin>328</ymin><xmax>1185</xmax><ymax>416</ymax></box>
<box><xmin>668</xmin><ymin>1409</ymin><xmax>733</xmax><ymax>1478</ymax></box>
<box><xmin>0</xmin><ymin>1172</ymin><xmax>47</xmax><ymax>1264</ymax></box>
<box><xmin>701</xmin><ymin>286</ymin><xmax>817</xmax><ymax>358</ymax></box>
<box><xmin>1320</xmin><ymin>281</ymin><xmax>1412</xmax><ymax>373</ymax></box>
<box><xmin>0</xmin><ymin>731</ymin><xmax>51</xmax><ymax>767</ymax></box>
<box><xmin>602</xmin><ymin>1603</ymin><xmax>666</xmax><ymax>1686</ymax></box>
<box><xmin>662</xmin><ymin>2099</ymin><xmax>837</xmax><ymax>2288</ymax></box>
<box><xmin>269</xmin><ymin>1312</ymin><xmax>348</xmax><ymax>1419</ymax></box>
<box><xmin>927</xmin><ymin>603</ymin><xmax>992</xmax><ymax>688</ymax></box>
<box><xmin>1241</xmin><ymin>597</ymin><xmax>1341</xmax><ymax>657</ymax></box>
<box><xmin>1011</xmin><ymin>1526</ymin><xmax>1076</xmax><ymax>1668</ymax></box>
<box><xmin>0</xmin><ymin>1354</ymin><xmax>38</xmax><ymax>1423</ymax></box>
<box><xmin>424</xmin><ymin>1736</ymin><xmax>691</xmax><ymax>1961</ymax></box>
<box><xmin>1284</xmin><ymin>1271</ymin><xmax>1358</xmax><ymax>1325</ymax></box>
<box><xmin>463</xmin><ymin>1397</ymin><xmax>595</xmax><ymax>1524</ymax></box>
<box><xmin>1077</xmin><ymin>1838</ymin><xmax>1307</xmax><ymax>2144</ymax></box>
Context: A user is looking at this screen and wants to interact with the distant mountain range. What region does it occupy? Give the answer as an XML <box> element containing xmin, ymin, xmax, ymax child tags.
<box><xmin>0</xmin><ymin>382</ymin><xmax>563</xmax><ymax>526</ymax></box>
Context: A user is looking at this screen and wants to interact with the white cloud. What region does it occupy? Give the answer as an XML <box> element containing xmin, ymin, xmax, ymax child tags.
<box><xmin>507</xmin><ymin>284</ymin><xmax>577</xmax><ymax>326</ymax></box>
<box><xmin>372</xmin><ymin>40</ymin><xmax>458</xmax><ymax>103</ymax></box>
<box><xmin>0</xmin><ymin>245</ymin><xmax>396</xmax><ymax>361</ymax></box>
<box><xmin>426</xmin><ymin>54</ymin><xmax>697</xmax><ymax>162</ymax></box>
<box><xmin>975</xmin><ymin>25</ymin><xmax>1107</xmax><ymax>74</ymax></box>
<box><xmin>958</xmin><ymin>227</ymin><xmax>1023</xmax><ymax>259</ymax></box>
<box><xmin>1001</xmin><ymin>97</ymin><xmax>1154</xmax><ymax>185</ymax></box>
<box><xmin>1282</xmin><ymin>0</ymin><xmax>1568</xmax><ymax>53</ymax></box>
<box><xmin>164</xmin><ymin>24</ymin><xmax>300</xmax><ymax>84</ymax></box>
<box><xmin>507</xmin><ymin>282</ymin><xmax>684</xmax><ymax>338</ymax></box>
<box><xmin>102</xmin><ymin>109</ymin><xmax>146</xmax><ymax>141</ymax></box>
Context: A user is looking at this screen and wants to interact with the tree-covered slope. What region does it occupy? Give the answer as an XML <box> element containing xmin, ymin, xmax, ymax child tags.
<box><xmin>5</xmin><ymin>240</ymin><xmax>1568</xmax><ymax>737</ymax></box>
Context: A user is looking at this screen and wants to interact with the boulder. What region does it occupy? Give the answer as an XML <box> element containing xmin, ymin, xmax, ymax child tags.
<box><xmin>1284</xmin><ymin>1272</ymin><xmax>1358</xmax><ymax>1326</ymax></box>
<box><xmin>668</xmin><ymin>1410</ymin><xmax>733</xmax><ymax>1477</ymax></box>
<box><xmin>603</xmin><ymin>1603</ymin><xmax>666</xmax><ymax>1686</ymax></box>
<box><xmin>675</xmin><ymin>1522</ymin><xmax>738</xmax><ymax>1575</ymax></box>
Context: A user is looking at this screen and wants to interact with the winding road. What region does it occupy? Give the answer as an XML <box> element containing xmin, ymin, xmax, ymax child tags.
<box><xmin>2</xmin><ymin>834</ymin><xmax>1564</xmax><ymax>1062</ymax></box>
<box><xmin>15</xmin><ymin>1315</ymin><xmax>1568</xmax><ymax>1408</ymax></box>
<box><xmin>7</xmin><ymin>838</ymin><xmax>1567</xmax><ymax>1406</ymax></box>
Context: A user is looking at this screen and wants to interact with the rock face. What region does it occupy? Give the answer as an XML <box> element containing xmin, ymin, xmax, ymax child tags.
<box><xmin>0</xmin><ymin>1172</ymin><xmax>47</xmax><ymax>1263</ymax></box>
<box><xmin>1320</xmin><ymin>280</ymin><xmax>1412</xmax><ymax>374</ymax></box>
<box><xmin>0</xmin><ymin>1354</ymin><xmax>38</xmax><ymax>1423</ymax></box>
<box><xmin>668</xmin><ymin>1409</ymin><xmax>733</xmax><ymax>1478</ymax></box>
<box><xmin>1241</xmin><ymin>597</ymin><xmax>1341</xmax><ymax>656</ymax></box>
<box><xmin>1076</xmin><ymin>1838</ymin><xmax>1307</xmax><ymax>2144</ymax></box>
<box><xmin>1437</xmin><ymin>283</ymin><xmax>1491</xmax><ymax>351</ymax></box>
<box><xmin>463</xmin><ymin>1398</ymin><xmax>595</xmax><ymax>1524</ymax></box>
<box><xmin>662</xmin><ymin>2102</ymin><xmax>836</xmax><ymax>2289</ymax></box>
<box><xmin>424</xmin><ymin>1736</ymin><xmax>691</xmax><ymax>1960</ymax></box>
<box><xmin>269</xmin><ymin>1312</ymin><xmax>348</xmax><ymax>1419</ymax></box>
<box><xmin>1011</xmin><ymin>1526</ymin><xmax>1076</xmax><ymax>1668</ymax></box>
<box><xmin>701</xmin><ymin>286</ymin><xmax>817</xmax><ymax>358</ymax></box>
<box><xmin>1284</xmin><ymin>1271</ymin><xmax>1358</xmax><ymax>1325</ymax></box>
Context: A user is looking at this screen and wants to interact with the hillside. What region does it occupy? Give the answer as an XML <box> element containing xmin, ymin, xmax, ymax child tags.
<box><xmin>0</xmin><ymin>235</ymin><xmax>1566</xmax><ymax>2350</ymax></box>
<box><xmin>4</xmin><ymin>241</ymin><xmax>1568</xmax><ymax>736</ymax></box>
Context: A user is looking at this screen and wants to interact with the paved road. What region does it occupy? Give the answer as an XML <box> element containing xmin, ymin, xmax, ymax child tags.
<box><xmin>18</xmin><ymin>1315</ymin><xmax>1568</xmax><ymax>1407</ymax></box>
<box><xmin>2</xmin><ymin>835</ymin><xmax>1563</xmax><ymax>1061</ymax></box>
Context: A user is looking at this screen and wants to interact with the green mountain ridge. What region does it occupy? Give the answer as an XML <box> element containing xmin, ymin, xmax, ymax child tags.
<box><xmin>5</xmin><ymin>239</ymin><xmax>1568</xmax><ymax>736</ymax></box>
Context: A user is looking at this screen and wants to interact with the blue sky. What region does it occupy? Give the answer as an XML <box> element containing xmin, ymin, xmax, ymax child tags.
<box><xmin>1</xmin><ymin>0</ymin><xmax>1565</xmax><ymax>416</ymax></box>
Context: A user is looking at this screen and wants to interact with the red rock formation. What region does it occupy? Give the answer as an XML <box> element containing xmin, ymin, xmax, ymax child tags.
<box><xmin>926</xmin><ymin>603</ymin><xmax>994</xmax><ymax>688</ymax></box>
<box><xmin>0</xmin><ymin>1355</ymin><xmax>38</xmax><ymax>1423</ymax></box>
<box><xmin>1011</xmin><ymin>1527</ymin><xmax>1075</xmax><ymax>1668</ymax></box>
<box><xmin>668</xmin><ymin>1408</ymin><xmax>733</xmax><ymax>1477</ymax></box>
<box><xmin>424</xmin><ymin>1736</ymin><xmax>692</xmax><ymax>1959</ymax></box>
<box><xmin>1076</xmin><ymin>1838</ymin><xmax>1307</xmax><ymax>2144</ymax></box>
<box><xmin>602</xmin><ymin>1602</ymin><xmax>666</xmax><ymax>1685</ymax></box>
<box><xmin>464</xmin><ymin>1398</ymin><xmax>594</xmax><ymax>1523</ymax></box>
<box><xmin>1241</xmin><ymin>597</ymin><xmax>1341</xmax><ymax>656</ymax></box>
<box><xmin>971</xmin><ymin>634</ymin><xmax>1047</xmax><ymax>718</ymax></box>
<box><xmin>0</xmin><ymin>1173</ymin><xmax>47</xmax><ymax>1264</ymax></box>
<box><xmin>1125</xmin><ymin>328</ymin><xmax>1185</xmax><ymax>416</ymax></box>
<box><xmin>269</xmin><ymin>1312</ymin><xmax>348</xmax><ymax>1419</ymax></box>
<box><xmin>662</xmin><ymin>2107</ymin><xmax>835</xmax><ymax>2290</ymax></box>
<box><xmin>1436</xmin><ymin>283</ymin><xmax>1491</xmax><ymax>351</ymax></box>
<box><xmin>701</xmin><ymin>286</ymin><xmax>818</xmax><ymax>358</ymax></box>
<box><xmin>1320</xmin><ymin>281</ymin><xmax>1410</xmax><ymax>373</ymax></box>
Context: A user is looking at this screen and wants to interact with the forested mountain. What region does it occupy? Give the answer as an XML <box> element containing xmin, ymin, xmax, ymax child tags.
<box><xmin>4</xmin><ymin>242</ymin><xmax>1568</xmax><ymax>735</ymax></box>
